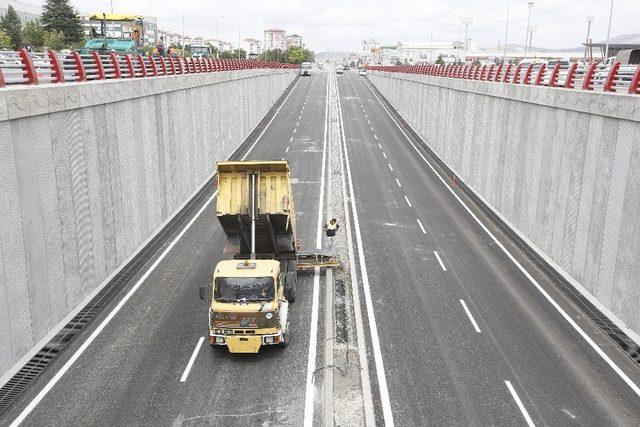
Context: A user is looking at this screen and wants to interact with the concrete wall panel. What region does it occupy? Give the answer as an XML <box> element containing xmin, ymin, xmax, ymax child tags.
<box><xmin>0</xmin><ymin>69</ymin><xmax>296</xmax><ymax>376</ymax></box>
<box><xmin>369</xmin><ymin>71</ymin><xmax>640</xmax><ymax>338</ymax></box>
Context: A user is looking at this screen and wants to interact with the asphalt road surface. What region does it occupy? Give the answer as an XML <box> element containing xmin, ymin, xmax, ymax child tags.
<box><xmin>336</xmin><ymin>70</ymin><xmax>640</xmax><ymax>425</ymax></box>
<box><xmin>3</xmin><ymin>72</ymin><xmax>331</xmax><ymax>426</ymax></box>
<box><xmin>4</xmin><ymin>68</ymin><xmax>640</xmax><ymax>426</ymax></box>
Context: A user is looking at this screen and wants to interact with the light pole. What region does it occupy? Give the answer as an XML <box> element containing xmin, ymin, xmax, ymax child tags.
<box><xmin>462</xmin><ymin>17</ymin><xmax>473</xmax><ymax>63</ymax></box>
<box><xmin>524</xmin><ymin>2</ymin><xmax>534</xmax><ymax>57</ymax></box>
<box><xmin>216</xmin><ymin>15</ymin><xmax>226</xmax><ymax>59</ymax></box>
<box><xmin>584</xmin><ymin>16</ymin><xmax>594</xmax><ymax>63</ymax></box>
<box><xmin>503</xmin><ymin>0</ymin><xmax>510</xmax><ymax>63</ymax></box>
<box><xmin>452</xmin><ymin>14</ymin><xmax>462</xmax><ymax>63</ymax></box>
<box><xmin>181</xmin><ymin>0</ymin><xmax>185</xmax><ymax>56</ymax></box>
<box><xmin>604</xmin><ymin>0</ymin><xmax>614</xmax><ymax>60</ymax></box>
<box><xmin>528</xmin><ymin>25</ymin><xmax>536</xmax><ymax>57</ymax></box>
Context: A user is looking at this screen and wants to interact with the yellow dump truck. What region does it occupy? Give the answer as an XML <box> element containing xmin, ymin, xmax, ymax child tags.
<box><xmin>199</xmin><ymin>161</ymin><xmax>300</xmax><ymax>352</ymax></box>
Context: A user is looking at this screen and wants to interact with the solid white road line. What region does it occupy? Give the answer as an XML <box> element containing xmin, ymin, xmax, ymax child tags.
<box><xmin>337</xmin><ymin>71</ymin><xmax>395</xmax><ymax>426</ymax></box>
<box><xmin>460</xmin><ymin>300</ymin><xmax>482</xmax><ymax>333</ymax></box>
<box><xmin>10</xmin><ymin>70</ymin><xmax>304</xmax><ymax>427</ymax></box>
<box><xmin>417</xmin><ymin>219</ymin><xmax>426</xmax><ymax>234</ymax></box>
<box><xmin>362</xmin><ymin>76</ymin><xmax>640</xmax><ymax>398</ymax></box>
<box><xmin>404</xmin><ymin>195</ymin><xmax>412</xmax><ymax>208</ymax></box>
<box><xmin>388</xmin><ymin>163</ymin><xmax>393</xmax><ymax>172</ymax></box>
<box><xmin>336</xmin><ymin>88</ymin><xmax>376</xmax><ymax>427</ymax></box>
<box><xmin>303</xmin><ymin>68</ymin><xmax>330</xmax><ymax>427</ymax></box>
<box><xmin>505</xmin><ymin>381</ymin><xmax>535</xmax><ymax>427</ymax></box>
<box><xmin>395</xmin><ymin>178</ymin><xmax>402</xmax><ymax>188</ymax></box>
<box><xmin>180</xmin><ymin>337</ymin><xmax>204</xmax><ymax>382</ymax></box>
<box><xmin>434</xmin><ymin>251</ymin><xmax>447</xmax><ymax>271</ymax></box>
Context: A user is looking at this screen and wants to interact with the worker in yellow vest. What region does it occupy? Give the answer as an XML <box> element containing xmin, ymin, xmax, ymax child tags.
<box><xmin>324</xmin><ymin>218</ymin><xmax>339</xmax><ymax>249</ymax></box>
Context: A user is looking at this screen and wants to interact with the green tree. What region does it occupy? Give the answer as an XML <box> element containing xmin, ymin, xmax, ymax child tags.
<box><xmin>23</xmin><ymin>20</ymin><xmax>45</xmax><ymax>50</ymax></box>
<box><xmin>43</xmin><ymin>29</ymin><xmax>65</xmax><ymax>50</ymax></box>
<box><xmin>0</xmin><ymin>5</ymin><xmax>23</xmax><ymax>49</ymax></box>
<box><xmin>0</xmin><ymin>30</ymin><xmax>12</xmax><ymax>49</ymax></box>
<box><xmin>285</xmin><ymin>46</ymin><xmax>304</xmax><ymax>64</ymax></box>
<box><xmin>435</xmin><ymin>54</ymin><xmax>445</xmax><ymax>65</ymax></box>
<box><xmin>41</xmin><ymin>0</ymin><xmax>84</xmax><ymax>44</ymax></box>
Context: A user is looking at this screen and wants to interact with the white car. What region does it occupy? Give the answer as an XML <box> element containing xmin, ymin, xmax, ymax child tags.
<box><xmin>336</xmin><ymin>67</ymin><xmax>344</xmax><ymax>75</ymax></box>
<box><xmin>359</xmin><ymin>69</ymin><xmax>367</xmax><ymax>76</ymax></box>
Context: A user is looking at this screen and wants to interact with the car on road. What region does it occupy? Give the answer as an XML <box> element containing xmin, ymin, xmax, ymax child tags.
<box><xmin>300</xmin><ymin>61</ymin><xmax>312</xmax><ymax>76</ymax></box>
<box><xmin>359</xmin><ymin>69</ymin><xmax>367</xmax><ymax>76</ymax></box>
<box><xmin>336</xmin><ymin>66</ymin><xmax>344</xmax><ymax>75</ymax></box>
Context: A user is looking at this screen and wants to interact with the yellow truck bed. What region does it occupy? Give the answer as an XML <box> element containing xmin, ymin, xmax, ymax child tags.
<box><xmin>216</xmin><ymin>161</ymin><xmax>297</xmax><ymax>256</ymax></box>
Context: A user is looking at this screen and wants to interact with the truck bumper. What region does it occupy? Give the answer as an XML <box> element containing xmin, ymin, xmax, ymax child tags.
<box><xmin>209</xmin><ymin>332</ymin><xmax>283</xmax><ymax>353</ymax></box>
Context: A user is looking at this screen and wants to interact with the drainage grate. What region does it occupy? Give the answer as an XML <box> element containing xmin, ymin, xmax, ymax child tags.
<box><xmin>0</xmin><ymin>75</ymin><xmax>301</xmax><ymax>418</ymax></box>
<box><xmin>368</xmin><ymin>80</ymin><xmax>640</xmax><ymax>369</ymax></box>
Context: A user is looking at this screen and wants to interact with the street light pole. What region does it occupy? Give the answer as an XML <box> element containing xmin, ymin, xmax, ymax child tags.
<box><xmin>604</xmin><ymin>0</ymin><xmax>614</xmax><ymax>60</ymax></box>
<box><xmin>503</xmin><ymin>0</ymin><xmax>510</xmax><ymax>63</ymax></box>
<box><xmin>584</xmin><ymin>16</ymin><xmax>594</xmax><ymax>63</ymax></box>
<box><xmin>216</xmin><ymin>15</ymin><xmax>225</xmax><ymax>59</ymax></box>
<box><xmin>524</xmin><ymin>2</ymin><xmax>534</xmax><ymax>57</ymax></box>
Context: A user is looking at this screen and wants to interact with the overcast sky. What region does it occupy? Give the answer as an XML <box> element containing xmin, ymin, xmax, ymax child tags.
<box><xmin>34</xmin><ymin>0</ymin><xmax>638</xmax><ymax>52</ymax></box>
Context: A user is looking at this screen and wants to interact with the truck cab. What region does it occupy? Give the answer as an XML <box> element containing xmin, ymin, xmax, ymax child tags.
<box><xmin>207</xmin><ymin>259</ymin><xmax>289</xmax><ymax>352</ymax></box>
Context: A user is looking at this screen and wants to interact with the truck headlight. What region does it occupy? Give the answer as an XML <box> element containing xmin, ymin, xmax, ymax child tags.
<box><xmin>215</xmin><ymin>336</ymin><xmax>226</xmax><ymax>344</ymax></box>
<box><xmin>263</xmin><ymin>336</ymin><xmax>274</xmax><ymax>344</ymax></box>
<box><xmin>265</xmin><ymin>312</ymin><xmax>273</xmax><ymax>320</ymax></box>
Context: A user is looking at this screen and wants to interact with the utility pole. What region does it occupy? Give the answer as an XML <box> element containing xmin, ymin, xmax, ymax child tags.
<box><xmin>181</xmin><ymin>0</ymin><xmax>185</xmax><ymax>56</ymax></box>
<box><xmin>462</xmin><ymin>18</ymin><xmax>473</xmax><ymax>63</ymax></box>
<box><xmin>238</xmin><ymin>26</ymin><xmax>241</xmax><ymax>59</ymax></box>
<box><xmin>503</xmin><ymin>0</ymin><xmax>510</xmax><ymax>63</ymax></box>
<box><xmin>110</xmin><ymin>0</ymin><xmax>114</xmax><ymax>13</ymax></box>
<box><xmin>216</xmin><ymin>15</ymin><xmax>225</xmax><ymax>59</ymax></box>
<box><xmin>584</xmin><ymin>16</ymin><xmax>594</xmax><ymax>63</ymax></box>
<box><xmin>452</xmin><ymin>14</ymin><xmax>462</xmax><ymax>63</ymax></box>
<box><xmin>524</xmin><ymin>2</ymin><xmax>534</xmax><ymax>57</ymax></box>
<box><xmin>604</xmin><ymin>0</ymin><xmax>614</xmax><ymax>60</ymax></box>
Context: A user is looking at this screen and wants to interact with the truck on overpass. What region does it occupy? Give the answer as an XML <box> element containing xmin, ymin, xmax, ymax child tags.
<box><xmin>80</xmin><ymin>13</ymin><xmax>146</xmax><ymax>55</ymax></box>
<box><xmin>199</xmin><ymin>161</ymin><xmax>337</xmax><ymax>353</ymax></box>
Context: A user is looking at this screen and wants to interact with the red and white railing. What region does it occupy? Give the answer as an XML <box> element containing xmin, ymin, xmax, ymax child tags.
<box><xmin>366</xmin><ymin>62</ymin><xmax>640</xmax><ymax>95</ymax></box>
<box><xmin>0</xmin><ymin>48</ymin><xmax>298</xmax><ymax>87</ymax></box>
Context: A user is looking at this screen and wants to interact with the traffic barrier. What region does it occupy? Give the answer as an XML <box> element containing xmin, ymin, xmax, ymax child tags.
<box><xmin>366</xmin><ymin>61</ymin><xmax>640</xmax><ymax>95</ymax></box>
<box><xmin>0</xmin><ymin>50</ymin><xmax>298</xmax><ymax>87</ymax></box>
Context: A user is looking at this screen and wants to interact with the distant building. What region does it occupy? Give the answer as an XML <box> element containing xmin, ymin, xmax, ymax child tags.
<box><xmin>396</xmin><ymin>41</ymin><xmax>461</xmax><ymax>64</ymax></box>
<box><xmin>361</xmin><ymin>39</ymin><xmax>379</xmax><ymax>64</ymax></box>
<box><xmin>242</xmin><ymin>38</ymin><xmax>261</xmax><ymax>57</ymax></box>
<box><xmin>0</xmin><ymin>0</ymin><xmax>41</xmax><ymax>24</ymax></box>
<box><xmin>286</xmin><ymin>34</ymin><xmax>303</xmax><ymax>48</ymax></box>
<box><xmin>159</xmin><ymin>30</ymin><xmax>182</xmax><ymax>46</ymax></box>
<box><xmin>380</xmin><ymin>45</ymin><xmax>399</xmax><ymax>65</ymax></box>
<box><xmin>264</xmin><ymin>28</ymin><xmax>286</xmax><ymax>50</ymax></box>
<box><xmin>79</xmin><ymin>13</ymin><xmax>159</xmax><ymax>45</ymax></box>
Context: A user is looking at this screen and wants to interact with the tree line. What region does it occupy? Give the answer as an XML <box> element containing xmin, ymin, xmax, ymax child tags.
<box><xmin>260</xmin><ymin>46</ymin><xmax>315</xmax><ymax>64</ymax></box>
<box><xmin>0</xmin><ymin>0</ymin><xmax>83</xmax><ymax>51</ymax></box>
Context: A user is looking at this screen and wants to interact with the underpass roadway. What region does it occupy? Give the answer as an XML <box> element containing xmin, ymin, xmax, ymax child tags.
<box><xmin>3</xmin><ymin>71</ymin><xmax>334</xmax><ymax>426</ymax></box>
<box><xmin>4</xmin><ymin>67</ymin><xmax>640</xmax><ymax>427</ymax></box>
<box><xmin>335</xmin><ymin>70</ymin><xmax>640</xmax><ymax>425</ymax></box>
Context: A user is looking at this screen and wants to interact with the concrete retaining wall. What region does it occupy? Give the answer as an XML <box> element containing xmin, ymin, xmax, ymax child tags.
<box><xmin>368</xmin><ymin>71</ymin><xmax>640</xmax><ymax>339</ymax></box>
<box><xmin>0</xmin><ymin>69</ymin><xmax>296</xmax><ymax>375</ymax></box>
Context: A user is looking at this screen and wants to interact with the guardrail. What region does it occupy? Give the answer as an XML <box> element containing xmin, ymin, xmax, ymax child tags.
<box><xmin>0</xmin><ymin>48</ymin><xmax>298</xmax><ymax>87</ymax></box>
<box><xmin>367</xmin><ymin>62</ymin><xmax>640</xmax><ymax>95</ymax></box>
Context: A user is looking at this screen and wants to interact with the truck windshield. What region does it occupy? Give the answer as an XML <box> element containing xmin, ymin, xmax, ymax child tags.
<box><xmin>214</xmin><ymin>277</ymin><xmax>275</xmax><ymax>301</ymax></box>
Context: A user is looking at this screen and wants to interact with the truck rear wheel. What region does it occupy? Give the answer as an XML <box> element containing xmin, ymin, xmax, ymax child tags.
<box><xmin>284</xmin><ymin>260</ymin><xmax>297</xmax><ymax>303</ymax></box>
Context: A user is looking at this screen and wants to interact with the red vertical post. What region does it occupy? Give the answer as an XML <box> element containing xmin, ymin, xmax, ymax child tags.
<box><xmin>48</xmin><ymin>50</ymin><xmax>65</xmax><ymax>83</ymax></box>
<box><xmin>502</xmin><ymin>64</ymin><xmax>512</xmax><ymax>82</ymax></box>
<box><xmin>92</xmin><ymin>51</ymin><xmax>105</xmax><ymax>79</ymax></box>
<box><xmin>581</xmin><ymin>63</ymin><xmax>597</xmax><ymax>90</ymax></box>
<box><xmin>158</xmin><ymin>56</ymin><xmax>167</xmax><ymax>75</ymax></box>
<box><xmin>148</xmin><ymin>55</ymin><xmax>158</xmax><ymax>76</ymax></box>
<box><xmin>136</xmin><ymin>55</ymin><xmax>147</xmax><ymax>77</ymax></box>
<box><xmin>71</xmin><ymin>51</ymin><xmax>87</xmax><ymax>81</ymax></box>
<box><xmin>18</xmin><ymin>48</ymin><xmax>38</xmax><ymax>84</ymax></box>
<box><xmin>522</xmin><ymin>63</ymin><xmax>534</xmax><ymax>85</ymax></box>
<box><xmin>534</xmin><ymin>63</ymin><xmax>546</xmax><ymax>85</ymax></box>
<box><xmin>108</xmin><ymin>52</ymin><xmax>121</xmax><ymax>78</ymax></box>
<box><xmin>494</xmin><ymin>64</ymin><xmax>503</xmax><ymax>82</ymax></box>
<box><xmin>629</xmin><ymin>65</ymin><xmax>640</xmax><ymax>94</ymax></box>
<box><xmin>124</xmin><ymin>54</ymin><xmax>135</xmax><ymax>78</ymax></box>
<box><xmin>603</xmin><ymin>62</ymin><xmax>620</xmax><ymax>92</ymax></box>
<box><xmin>549</xmin><ymin>63</ymin><xmax>560</xmax><ymax>87</ymax></box>
<box><xmin>564</xmin><ymin>62</ymin><xmax>578</xmax><ymax>88</ymax></box>
<box><xmin>512</xmin><ymin>63</ymin><xmax>523</xmax><ymax>84</ymax></box>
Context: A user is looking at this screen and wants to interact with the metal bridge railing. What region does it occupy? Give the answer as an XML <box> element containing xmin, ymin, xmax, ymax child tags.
<box><xmin>367</xmin><ymin>61</ymin><xmax>640</xmax><ymax>95</ymax></box>
<box><xmin>0</xmin><ymin>48</ymin><xmax>298</xmax><ymax>88</ymax></box>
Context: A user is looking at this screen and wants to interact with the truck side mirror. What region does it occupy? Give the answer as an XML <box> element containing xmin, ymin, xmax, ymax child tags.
<box><xmin>199</xmin><ymin>283</ymin><xmax>212</xmax><ymax>301</ymax></box>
